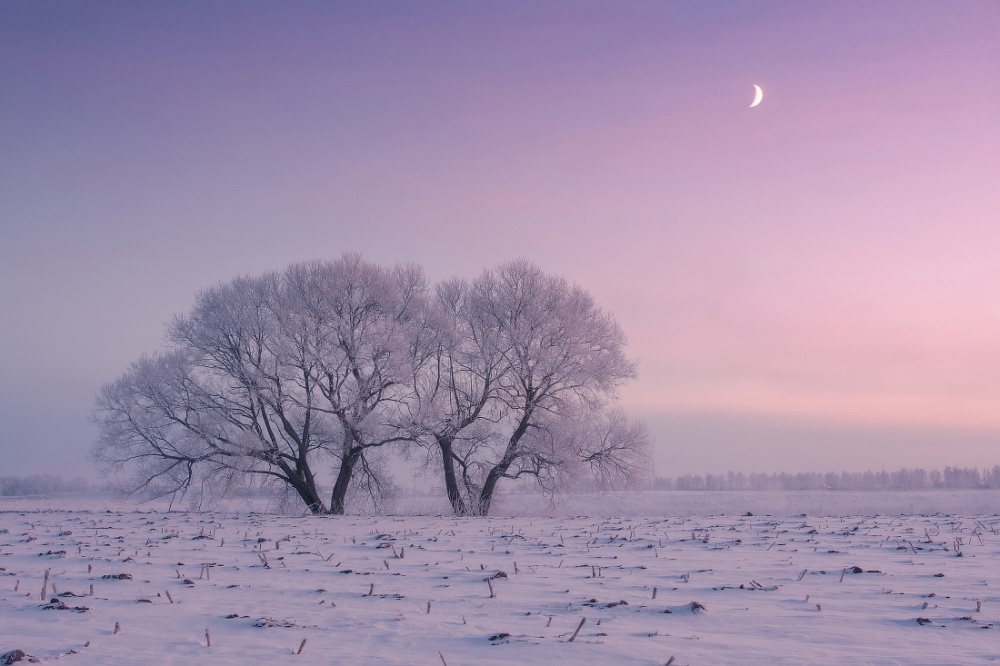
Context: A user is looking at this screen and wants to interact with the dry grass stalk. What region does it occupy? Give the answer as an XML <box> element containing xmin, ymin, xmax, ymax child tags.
<box><xmin>427</xmin><ymin>601</ymin><xmax>431</xmax><ymax>614</ymax></box>
<box><xmin>41</xmin><ymin>568</ymin><xmax>50</xmax><ymax>600</ymax></box>
<box><xmin>297</xmin><ymin>639</ymin><xmax>307</xmax><ymax>655</ymax></box>
<box><xmin>568</xmin><ymin>617</ymin><xmax>586</xmax><ymax>642</ymax></box>
<box><xmin>797</xmin><ymin>569</ymin><xmax>807</xmax><ymax>581</ymax></box>
<box><xmin>977</xmin><ymin>600</ymin><xmax>982</xmax><ymax>612</ymax></box>
<box><xmin>438</xmin><ymin>651</ymin><xmax>448</xmax><ymax>666</ymax></box>
<box><xmin>368</xmin><ymin>582</ymin><xmax>375</xmax><ymax>596</ymax></box>
<box><xmin>114</xmin><ymin>622</ymin><xmax>121</xmax><ymax>635</ymax></box>
<box><xmin>838</xmin><ymin>568</ymin><xmax>846</xmax><ymax>583</ymax></box>
<box><xmin>205</xmin><ymin>629</ymin><xmax>210</xmax><ymax>647</ymax></box>
<box><xmin>546</xmin><ymin>616</ymin><xmax>553</xmax><ymax>627</ymax></box>
<box><xmin>165</xmin><ymin>590</ymin><xmax>173</xmax><ymax>604</ymax></box>
<box><xmin>652</xmin><ymin>586</ymin><xmax>657</xmax><ymax>599</ymax></box>
<box><xmin>486</xmin><ymin>578</ymin><xmax>495</xmax><ymax>598</ymax></box>
<box><xmin>665</xmin><ymin>657</ymin><xmax>675</xmax><ymax>666</ymax></box>
<box><xmin>89</xmin><ymin>584</ymin><xmax>94</xmax><ymax>596</ymax></box>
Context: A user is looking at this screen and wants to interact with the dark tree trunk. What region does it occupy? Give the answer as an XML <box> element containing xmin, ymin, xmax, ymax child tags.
<box><xmin>477</xmin><ymin>406</ymin><xmax>534</xmax><ymax>516</ymax></box>
<box><xmin>292</xmin><ymin>480</ymin><xmax>328</xmax><ymax>515</ymax></box>
<box><xmin>329</xmin><ymin>447</ymin><xmax>363</xmax><ymax>515</ymax></box>
<box><xmin>477</xmin><ymin>465</ymin><xmax>504</xmax><ymax>516</ymax></box>
<box><xmin>437</xmin><ymin>435</ymin><xmax>468</xmax><ymax>516</ymax></box>
<box><xmin>275</xmin><ymin>459</ymin><xmax>328</xmax><ymax>515</ymax></box>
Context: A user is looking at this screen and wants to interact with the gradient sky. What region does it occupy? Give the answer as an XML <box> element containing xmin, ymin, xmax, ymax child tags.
<box><xmin>3</xmin><ymin>1</ymin><xmax>999</xmax><ymax>480</ymax></box>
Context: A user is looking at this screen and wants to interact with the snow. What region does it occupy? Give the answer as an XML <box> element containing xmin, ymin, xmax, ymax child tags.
<box><xmin>3</xmin><ymin>492</ymin><xmax>1000</xmax><ymax>664</ymax></box>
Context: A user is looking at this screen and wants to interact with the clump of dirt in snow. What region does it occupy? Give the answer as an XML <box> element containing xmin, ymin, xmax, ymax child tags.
<box><xmin>1</xmin><ymin>649</ymin><xmax>32</xmax><ymax>664</ymax></box>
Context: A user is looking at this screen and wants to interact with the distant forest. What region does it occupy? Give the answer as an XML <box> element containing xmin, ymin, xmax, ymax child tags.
<box><xmin>5</xmin><ymin>466</ymin><xmax>1000</xmax><ymax>497</ymax></box>
<box><xmin>0</xmin><ymin>475</ymin><xmax>95</xmax><ymax>497</ymax></box>
<box><xmin>652</xmin><ymin>466</ymin><xmax>1000</xmax><ymax>491</ymax></box>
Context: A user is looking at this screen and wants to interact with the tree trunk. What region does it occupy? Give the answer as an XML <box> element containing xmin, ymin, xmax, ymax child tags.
<box><xmin>276</xmin><ymin>461</ymin><xmax>329</xmax><ymax>515</ymax></box>
<box><xmin>437</xmin><ymin>435</ymin><xmax>468</xmax><ymax>516</ymax></box>
<box><xmin>293</xmin><ymin>482</ymin><xmax>328</xmax><ymax>515</ymax></box>
<box><xmin>329</xmin><ymin>447</ymin><xmax>363</xmax><ymax>515</ymax></box>
<box><xmin>477</xmin><ymin>406</ymin><xmax>534</xmax><ymax>516</ymax></box>
<box><xmin>477</xmin><ymin>465</ymin><xmax>504</xmax><ymax>516</ymax></box>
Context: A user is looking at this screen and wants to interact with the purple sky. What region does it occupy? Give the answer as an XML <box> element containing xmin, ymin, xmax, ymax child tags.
<box><xmin>3</xmin><ymin>1</ymin><xmax>999</xmax><ymax>480</ymax></box>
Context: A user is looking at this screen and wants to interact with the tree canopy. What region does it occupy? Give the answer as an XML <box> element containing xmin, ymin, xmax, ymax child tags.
<box><xmin>93</xmin><ymin>255</ymin><xmax>652</xmax><ymax>514</ymax></box>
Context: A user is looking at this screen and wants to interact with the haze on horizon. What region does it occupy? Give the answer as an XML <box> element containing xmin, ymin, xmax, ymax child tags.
<box><xmin>2</xmin><ymin>1</ymin><xmax>999</xmax><ymax>482</ymax></box>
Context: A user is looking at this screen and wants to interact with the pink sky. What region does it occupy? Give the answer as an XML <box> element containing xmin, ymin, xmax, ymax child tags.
<box><xmin>2</xmin><ymin>1</ymin><xmax>999</xmax><ymax>478</ymax></box>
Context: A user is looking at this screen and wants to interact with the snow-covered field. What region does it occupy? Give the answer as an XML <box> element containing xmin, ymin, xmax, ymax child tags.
<box><xmin>4</xmin><ymin>492</ymin><xmax>1000</xmax><ymax>664</ymax></box>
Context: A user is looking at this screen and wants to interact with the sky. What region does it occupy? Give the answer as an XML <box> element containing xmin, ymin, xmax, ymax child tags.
<box><xmin>2</xmin><ymin>1</ymin><xmax>999</xmax><ymax>481</ymax></box>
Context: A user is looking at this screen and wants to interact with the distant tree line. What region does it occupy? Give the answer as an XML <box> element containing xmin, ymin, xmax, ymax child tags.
<box><xmin>0</xmin><ymin>475</ymin><xmax>95</xmax><ymax>497</ymax></box>
<box><xmin>652</xmin><ymin>466</ymin><xmax>1000</xmax><ymax>491</ymax></box>
<box><xmin>92</xmin><ymin>255</ymin><xmax>652</xmax><ymax>516</ymax></box>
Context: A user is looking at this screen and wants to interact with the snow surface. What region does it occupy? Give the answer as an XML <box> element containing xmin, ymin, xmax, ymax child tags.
<box><xmin>4</xmin><ymin>492</ymin><xmax>1000</xmax><ymax>664</ymax></box>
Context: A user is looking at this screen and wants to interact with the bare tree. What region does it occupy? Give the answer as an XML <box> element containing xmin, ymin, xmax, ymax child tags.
<box><xmin>284</xmin><ymin>256</ymin><xmax>429</xmax><ymax>514</ymax></box>
<box><xmin>93</xmin><ymin>271</ymin><xmax>338</xmax><ymax>512</ymax></box>
<box><xmin>93</xmin><ymin>255</ymin><xmax>426</xmax><ymax>515</ymax></box>
<box><xmin>93</xmin><ymin>256</ymin><xmax>651</xmax><ymax>516</ymax></box>
<box><xmin>412</xmin><ymin>276</ymin><xmax>506</xmax><ymax>515</ymax></box>
<box><xmin>422</xmin><ymin>260</ymin><xmax>649</xmax><ymax>515</ymax></box>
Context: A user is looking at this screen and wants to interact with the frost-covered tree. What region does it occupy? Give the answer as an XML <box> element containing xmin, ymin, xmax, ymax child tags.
<box><xmin>282</xmin><ymin>256</ymin><xmax>430</xmax><ymax>514</ymax></box>
<box><xmin>92</xmin><ymin>255</ymin><xmax>426</xmax><ymax>515</ymax></box>
<box><xmin>419</xmin><ymin>260</ymin><xmax>650</xmax><ymax>515</ymax></box>
<box><xmin>412</xmin><ymin>276</ymin><xmax>506</xmax><ymax>515</ymax></box>
<box><xmin>94</xmin><ymin>256</ymin><xmax>651</xmax><ymax>516</ymax></box>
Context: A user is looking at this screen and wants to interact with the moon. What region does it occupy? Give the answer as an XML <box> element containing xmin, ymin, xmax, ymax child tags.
<box><xmin>750</xmin><ymin>84</ymin><xmax>763</xmax><ymax>108</ymax></box>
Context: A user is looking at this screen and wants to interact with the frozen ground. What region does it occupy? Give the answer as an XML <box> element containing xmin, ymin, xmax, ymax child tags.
<box><xmin>3</xmin><ymin>491</ymin><xmax>1000</xmax><ymax>664</ymax></box>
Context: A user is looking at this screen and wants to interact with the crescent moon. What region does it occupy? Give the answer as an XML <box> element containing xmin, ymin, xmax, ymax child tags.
<box><xmin>750</xmin><ymin>84</ymin><xmax>763</xmax><ymax>108</ymax></box>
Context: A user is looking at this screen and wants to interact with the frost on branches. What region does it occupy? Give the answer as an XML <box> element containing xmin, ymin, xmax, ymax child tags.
<box><xmin>92</xmin><ymin>255</ymin><xmax>652</xmax><ymax>515</ymax></box>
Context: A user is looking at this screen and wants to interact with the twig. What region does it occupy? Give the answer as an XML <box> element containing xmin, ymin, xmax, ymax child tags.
<box><xmin>568</xmin><ymin>617</ymin><xmax>586</xmax><ymax>642</ymax></box>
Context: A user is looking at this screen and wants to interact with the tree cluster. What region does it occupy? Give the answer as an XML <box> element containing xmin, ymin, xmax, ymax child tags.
<box><xmin>92</xmin><ymin>255</ymin><xmax>652</xmax><ymax>515</ymax></box>
<box><xmin>653</xmin><ymin>466</ymin><xmax>1000</xmax><ymax>492</ymax></box>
